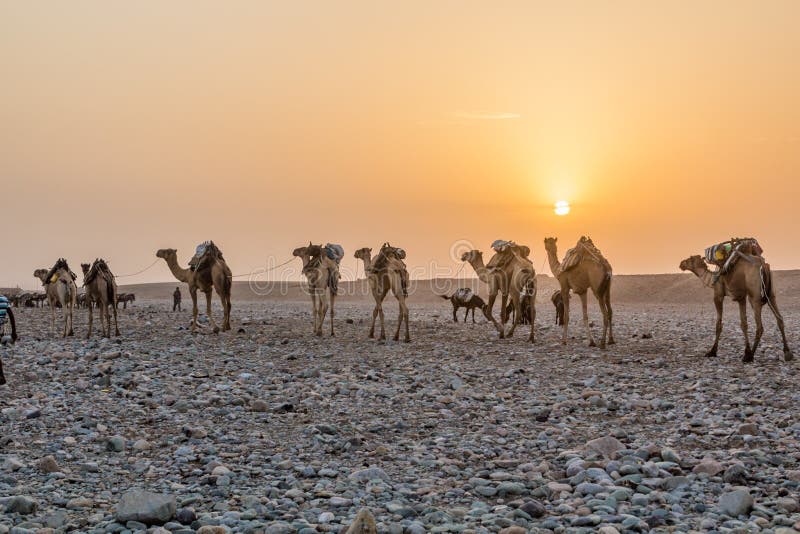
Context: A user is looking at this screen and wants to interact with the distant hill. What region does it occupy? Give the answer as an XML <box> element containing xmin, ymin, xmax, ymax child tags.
<box><xmin>109</xmin><ymin>270</ymin><xmax>800</xmax><ymax>308</ymax></box>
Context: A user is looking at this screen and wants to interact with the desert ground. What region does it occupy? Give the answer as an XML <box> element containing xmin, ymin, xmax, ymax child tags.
<box><xmin>1</xmin><ymin>273</ymin><xmax>799</xmax><ymax>533</ymax></box>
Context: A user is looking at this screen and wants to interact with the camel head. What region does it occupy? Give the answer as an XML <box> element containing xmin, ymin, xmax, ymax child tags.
<box><xmin>354</xmin><ymin>247</ymin><xmax>372</xmax><ymax>261</ymax></box>
<box><xmin>292</xmin><ymin>245</ymin><xmax>309</xmax><ymax>258</ymax></box>
<box><xmin>33</xmin><ymin>269</ymin><xmax>48</xmax><ymax>281</ymax></box>
<box><xmin>543</xmin><ymin>237</ymin><xmax>558</xmax><ymax>253</ymax></box>
<box><xmin>81</xmin><ymin>263</ymin><xmax>90</xmax><ymax>275</ymax></box>
<box><xmin>679</xmin><ymin>255</ymin><xmax>707</xmax><ymax>273</ymax></box>
<box><xmin>461</xmin><ymin>250</ymin><xmax>482</xmax><ymax>263</ymax></box>
<box><xmin>156</xmin><ymin>248</ymin><xmax>177</xmax><ymax>261</ymax></box>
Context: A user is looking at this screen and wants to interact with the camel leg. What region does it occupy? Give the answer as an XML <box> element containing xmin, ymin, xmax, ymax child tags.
<box><xmin>393</xmin><ymin>294</ymin><xmax>403</xmax><ymax>342</ymax></box>
<box><xmin>561</xmin><ymin>289</ymin><xmax>571</xmax><ymax>345</ymax></box>
<box><xmin>329</xmin><ymin>291</ymin><xmax>335</xmax><ymax>337</ymax></box>
<box><xmin>86</xmin><ymin>297</ymin><xmax>94</xmax><ymax>339</ymax></box>
<box><xmin>311</xmin><ymin>294</ymin><xmax>319</xmax><ymax>335</ymax></box>
<box><xmin>706</xmin><ymin>295</ymin><xmax>723</xmax><ymax>357</ymax></box>
<box><xmin>578</xmin><ymin>292</ymin><xmax>596</xmax><ymax>347</ymax></box>
<box><xmin>453</xmin><ymin>304</ymin><xmax>458</xmax><ymax>323</ymax></box>
<box><xmin>401</xmin><ymin>295</ymin><xmax>411</xmax><ymax>343</ymax></box>
<box><xmin>764</xmin><ymin>297</ymin><xmax>793</xmax><ymax>361</ymax></box>
<box><xmin>595</xmin><ymin>291</ymin><xmax>609</xmax><ymax>349</ymax></box>
<box><xmin>100</xmin><ymin>301</ymin><xmax>109</xmax><ymax>338</ymax></box>
<box><xmin>506</xmin><ymin>293</ymin><xmax>520</xmax><ymax>338</ymax></box>
<box><xmin>464</xmin><ymin>307</ymin><xmax>469</xmax><ymax>323</ymax></box>
<box><xmin>112</xmin><ymin>297</ymin><xmax>120</xmax><ymax>337</ymax></box>
<box><xmin>483</xmin><ymin>291</ymin><xmax>504</xmax><ymax>338</ymax></box>
<box><xmin>317</xmin><ymin>290</ymin><xmax>328</xmax><ymax>337</ymax></box>
<box><xmin>214</xmin><ymin>286</ymin><xmax>229</xmax><ymax>331</ymax></box>
<box><xmin>604</xmin><ymin>287</ymin><xmax>615</xmax><ymax>344</ymax></box>
<box><xmin>471</xmin><ymin>307</ymin><xmax>475</xmax><ymax>323</ymax></box>
<box><xmin>740</xmin><ymin>299</ymin><xmax>753</xmax><ymax>363</ymax></box>
<box><xmin>190</xmin><ymin>289</ymin><xmax>199</xmax><ymax>332</ymax></box>
<box><xmin>750</xmin><ymin>297</ymin><xmax>766</xmax><ymax>361</ymax></box>
<box><xmin>205</xmin><ymin>291</ymin><xmax>220</xmax><ymax>334</ymax></box>
<box><xmin>528</xmin><ymin>294</ymin><xmax>536</xmax><ymax>343</ymax></box>
<box><xmin>50</xmin><ymin>297</ymin><xmax>56</xmax><ymax>337</ymax></box>
<box><xmin>378</xmin><ymin>303</ymin><xmax>386</xmax><ymax>341</ymax></box>
<box><xmin>369</xmin><ymin>300</ymin><xmax>378</xmax><ymax>338</ymax></box>
<box><xmin>500</xmin><ymin>293</ymin><xmax>509</xmax><ymax>326</ymax></box>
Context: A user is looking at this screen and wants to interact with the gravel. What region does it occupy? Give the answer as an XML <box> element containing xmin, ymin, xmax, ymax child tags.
<box><xmin>0</xmin><ymin>299</ymin><xmax>798</xmax><ymax>533</ymax></box>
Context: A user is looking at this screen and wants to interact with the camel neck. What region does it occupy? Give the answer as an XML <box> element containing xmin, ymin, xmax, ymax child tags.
<box><xmin>163</xmin><ymin>256</ymin><xmax>191</xmax><ymax>283</ymax></box>
<box><xmin>698</xmin><ymin>269</ymin><xmax>715</xmax><ymax>288</ymax></box>
<box><xmin>468</xmin><ymin>258</ymin><xmax>490</xmax><ymax>282</ymax></box>
<box><xmin>545</xmin><ymin>248</ymin><xmax>561</xmax><ymax>277</ymax></box>
<box><xmin>358</xmin><ymin>255</ymin><xmax>373</xmax><ymax>273</ymax></box>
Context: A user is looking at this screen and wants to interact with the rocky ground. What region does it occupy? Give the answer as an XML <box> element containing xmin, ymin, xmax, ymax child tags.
<box><xmin>1</xmin><ymin>298</ymin><xmax>799</xmax><ymax>534</ymax></box>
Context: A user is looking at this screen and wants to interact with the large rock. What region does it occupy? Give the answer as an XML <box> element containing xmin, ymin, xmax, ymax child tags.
<box><xmin>718</xmin><ymin>489</ymin><xmax>754</xmax><ymax>517</ymax></box>
<box><xmin>345</xmin><ymin>508</ymin><xmax>378</xmax><ymax>534</ymax></box>
<box><xmin>585</xmin><ymin>436</ymin><xmax>625</xmax><ymax>459</ymax></box>
<box><xmin>115</xmin><ymin>489</ymin><xmax>176</xmax><ymax>525</ymax></box>
<box><xmin>693</xmin><ymin>457</ymin><xmax>724</xmax><ymax>476</ymax></box>
<box><xmin>348</xmin><ymin>467</ymin><xmax>389</xmax><ymax>483</ymax></box>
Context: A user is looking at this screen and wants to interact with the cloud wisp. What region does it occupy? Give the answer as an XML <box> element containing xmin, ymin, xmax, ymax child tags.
<box><xmin>452</xmin><ymin>111</ymin><xmax>522</xmax><ymax>120</ymax></box>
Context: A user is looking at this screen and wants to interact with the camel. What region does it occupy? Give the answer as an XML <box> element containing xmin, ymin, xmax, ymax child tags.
<box><xmin>440</xmin><ymin>288</ymin><xmax>486</xmax><ymax>323</ymax></box>
<box><xmin>551</xmin><ymin>289</ymin><xmax>565</xmax><ymax>326</ymax></box>
<box><xmin>355</xmin><ymin>245</ymin><xmax>411</xmax><ymax>341</ymax></box>
<box><xmin>0</xmin><ymin>295</ymin><xmax>17</xmax><ymax>385</ymax></box>
<box><xmin>461</xmin><ymin>250</ymin><xmax>508</xmax><ymax>337</ymax></box>
<box><xmin>33</xmin><ymin>258</ymin><xmax>77</xmax><ymax>337</ymax></box>
<box><xmin>117</xmin><ymin>293</ymin><xmax>136</xmax><ymax>309</ymax></box>
<box><xmin>156</xmin><ymin>242</ymin><xmax>232</xmax><ymax>333</ymax></box>
<box><xmin>544</xmin><ymin>237</ymin><xmax>614</xmax><ymax>348</ymax></box>
<box><xmin>502</xmin><ymin>249</ymin><xmax>537</xmax><ymax>341</ymax></box>
<box><xmin>293</xmin><ymin>243</ymin><xmax>340</xmax><ymax>337</ymax></box>
<box><xmin>679</xmin><ymin>254</ymin><xmax>793</xmax><ymax>362</ymax></box>
<box><xmin>81</xmin><ymin>259</ymin><xmax>120</xmax><ymax>338</ymax></box>
<box><xmin>462</xmin><ymin>246</ymin><xmax>534</xmax><ymax>338</ymax></box>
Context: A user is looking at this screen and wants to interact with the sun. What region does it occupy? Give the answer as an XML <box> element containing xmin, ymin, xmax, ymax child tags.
<box><xmin>554</xmin><ymin>200</ymin><xmax>570</xmax><ymax>216</ymax></box>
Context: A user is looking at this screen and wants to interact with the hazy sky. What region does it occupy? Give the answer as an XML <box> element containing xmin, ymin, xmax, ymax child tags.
<box><xmin>3</xmin><ymin>1</ymin><xmax>799</xmax><ymax>288</ymax></box>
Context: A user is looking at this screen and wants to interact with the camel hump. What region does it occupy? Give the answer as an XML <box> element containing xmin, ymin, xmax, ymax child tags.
<box><xmin>345</xmin><ymin>508</ymin><xmax>378</xmax><ymax>534</ymax></box>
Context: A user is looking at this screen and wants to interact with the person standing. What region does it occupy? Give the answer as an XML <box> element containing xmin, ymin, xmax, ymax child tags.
<box><xmin>173</xmin><ymin>287</ymin><xmax>182</xmax><ymax>312</ymax></box>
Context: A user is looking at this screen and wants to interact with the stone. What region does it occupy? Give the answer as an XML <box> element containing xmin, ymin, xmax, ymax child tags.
<box><xmin>115</xmin><ymin>489</ymin><xmax>176</xmax><ymax>525</ymax></box>
<box><xmin>107</xmin><ymin>435</ymin><xmax>125</xmax><ymax>452</ymax></box>
<box><xmin>520</xmin><ymin>500</ymin><xmax>546</xmax><ymax>518</ymax></box>
<box><xmin>37</xmin><ymin>455</ymin><xmax>60</xmax><ymax>473</ymax></box>
<box><xmin>5</xmin><ymin>496</ymin><xmax>38</xmax><ymax>515</ymax></box>
<box><xmin>345</xmin><ymin>508</ymin><xmax>378</xmax><ymax>534</ymax></box>
<box><xmin>693</xmin><ymin>458</ymin><xmax>724</xmax><ymax>476</ymax></box>
<box><xmin>348</xmin><ymin>467</ymin><xmax>389</xmax><ymax>483</ymax></box>
<box><xmin>585</xmin><ymin>435</ymin><xmax>625</xmax><ymax>459</ymax></box>
<box><xmin>777</xmin><ymin>498</ymin><xmax>799</xmax><ymax>513</ymax></box>
<box><xmin>718</xmin><ymin>489</ymin><xmax>754</xmax><ymax>517</ymax></box>
<box><xmin>723</xmin><ymin>464</ymin><xmax>748</xmax><ymax>484</ymax></box>
<box><xmin>738</xmin><ymin>423</ymin><xmax>759</xmax><ymax>436</ymax></box>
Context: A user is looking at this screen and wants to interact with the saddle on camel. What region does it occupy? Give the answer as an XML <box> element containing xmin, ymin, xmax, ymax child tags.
<box><xmin>704</xmin><ymin>237</ymin><xmax>763</xmax><ymax>283</ymax></box>
<box><xmin>369</xmin><ymin>243</ymin><xmax>409</xmax><ymax>296</ymax></box>
<box><xmin>558</xmin><ymin>236</ymin><xmax>612</xmax><ymax>276</ymax></box>
<box><xmin>304</xmin><ymin>243</ymin><xmax>345</xmax><ymax>294</ymax></box>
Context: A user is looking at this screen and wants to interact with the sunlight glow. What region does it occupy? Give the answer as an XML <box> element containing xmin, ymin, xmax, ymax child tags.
<box><xmin>554</xmin><ymin>200</ymin><xmax>571</xmax><ymax>216</ymax></box>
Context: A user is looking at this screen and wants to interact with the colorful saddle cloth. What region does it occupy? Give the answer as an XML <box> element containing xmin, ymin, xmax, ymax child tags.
<box><xmin>454</xmin><ymin>287</ymin><xmax>473</xmax><ymax>301</ymax></box>
<box><xmin>324</xmin><ymin>243</ymin><xmax>345</xmax><ymax>264</ymax></box>
<box><xmin>0</xmin><ymin>296</ymin><xmax>9</xmax><ymax>326</ymax></box>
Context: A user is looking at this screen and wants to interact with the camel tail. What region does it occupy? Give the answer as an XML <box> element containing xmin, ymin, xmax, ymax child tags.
<box><xmin>598</xmin><ymin>272</ymin><xmax>612</xmax><ymax>299</ymax></box>
<box><xmin>439</xmin><ymin>294</ymin><xmax>452</xmax><ymax>300</ymax></box>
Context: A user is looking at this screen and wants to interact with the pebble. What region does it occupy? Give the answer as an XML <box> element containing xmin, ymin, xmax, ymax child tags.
<box><xmin>1</xmin><ymin>300</ymin><xmax>798</xmax><ymax>533</ymax></box>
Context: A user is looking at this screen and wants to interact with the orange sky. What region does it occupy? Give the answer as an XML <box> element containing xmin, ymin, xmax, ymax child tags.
<box><xmin>2</xmin><ymin>1</ymin><xmax>799</xmax><ymax>288</ymax></box>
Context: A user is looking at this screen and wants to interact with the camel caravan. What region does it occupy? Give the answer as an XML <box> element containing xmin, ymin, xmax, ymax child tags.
<box><xmin>2</xmin><ymin>235</ymin><xmax>794</xmax><ymax>364</ymax></box>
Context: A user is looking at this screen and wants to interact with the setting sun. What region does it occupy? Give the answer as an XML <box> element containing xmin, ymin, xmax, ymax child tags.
<box><xmin>554</xmin><ymin>201</ymin><xmax>571</xmax><ymax>216</ymax></box>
